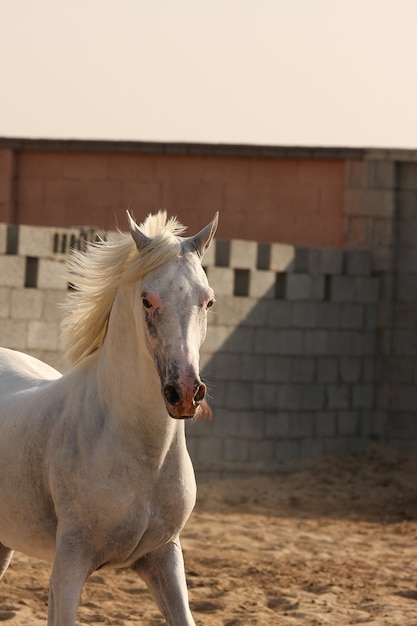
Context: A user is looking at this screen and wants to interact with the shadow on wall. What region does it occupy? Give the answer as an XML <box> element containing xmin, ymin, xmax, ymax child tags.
<box><xmin>186</xmin><ymin>238</ymin><xmax>381</xmax><ymax>477</ymax></box>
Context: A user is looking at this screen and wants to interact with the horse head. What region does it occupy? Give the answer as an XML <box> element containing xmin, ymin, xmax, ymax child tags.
<box><xmin>128</xmin><ymin>213</ymin><xmax>218</xmax><ymax>420</ymax></box>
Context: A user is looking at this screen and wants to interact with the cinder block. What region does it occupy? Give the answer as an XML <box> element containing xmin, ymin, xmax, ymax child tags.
<box><xmin>299</xmin><ymin>438</ymin><xmax>325</xmax><ymax>459</ymax></box>
<box><xmin>316</xmin><ymin>302</ymin><xmax>341</xmax><ymax>329</ymax></box>
<box><xmin>226</xmin><ymin>381</ymin><xmax>252</xmax><ymax>410</ymax></box>
<box><xmin>277</xmin><ymin>384</ymin><xmax>302</xmax><ymax>410</ymax></box>
<box><xmin>211</xmin><ymin>410</ymin><xmax>240</xmax><ymax>437</ymax></box>
<box><xmin>352</xmin><ymin>384</ymin><xmax>374</xmax><ymax>409</ymax></box>
<box><xmin>281</xmin><ymin>330</ymin><xmax>304</xmax><ymax>355</ymax></box>
<box><xmin>223</xmin><ymin>326</ymin><xmax>254</xmax><ymax>354</ymax></box>
<box><xmin>0</xmin><ymin>318</ymin><xmax>28</xmax><ymax>350</ymax></box>
<box><xmin>327</xmin><ymin>331</ymin><xmax>359</xmax><ymax>356</ymax></box>
<box><xmin>367</xmin><ymin>160</ymin><xmax>395</xmax><ymax>189</ymax></box>
<box><xmin>385</xmin><ymin>357</ymin><xmax>417</xmax><ymax>383</ymax></box>
<box><xmin>286</xmin><ymin>274</ymin><xmax>312</xmax><ymax>300</ymax></box>
<box><xmin>345</xmin><ymin>250</ymin><xmax>372</xmax><ymax>276</ymax></box>
<box><xmin>239</xmin><ymin>411</ymin><xmax>266</xmax><ymax>439</ymax></box>
<box><xmin>275</xmin><ymin>440</ymin><xmax>299</xmax><ymax>461</ymax></box>
<box><xmin>253</xmin><ymin>328</ymin><xmax>281</xmax><ymax>355</ymax></box>
<box><xmin>249</xmin><ymin>440</ymin><xmax>276</xmax><ymax>462</ymax></box>
<box><xmin>266</xmin><ymin>300</ymin><xmax>292</xmax><ymax>328</ymax></box>
<box><xmin>301</xmin><ymin>385</ymin><xmax>325</xmax><ymax>410</ymax></box>
<box><xmin>363</xmin><ymin>357</ymin><xmax>375</xmax><ymax>382</ymax></box>
<box><xmin>345</xmin><ymin>189</ymin><xmax>394</xmax><ymax>218</ymax></box>
<box><xmin>270</xmin><ymin>243</ymin><xmax>295</xmax><ymax>271</ymax></box>
<box><xmin>251</xmin><ymin>383</ymin><xmax>278</xmax><ymax>410</ymax></box>
<box><xmin>205</xmin><ymin>266</ymin><xmax>234</xmax><ymax>296</ymax></box>
<box><xmin>229</xmin><ymin>239</ymin><xmax>257</xmax><ymax>269</ymax></box>
<box><xmin>304</xmin><ymin>330</ymin><xmax>328</xmax><ymax>355</ymax></box>
<box><xmin>0</xmin><ymin>287</ymin><xmax>11</xmax><ymax>317</ymax></box>
<box><xmin>43</xmin><ymin>290</ymin><xmax>66</xmax><ymax>321</ymax></box>
<box><xmin>397</xmin><ymin>162</ymin><xmax>417</xmax><ymax>190</ymax></box>
<box><xmin>320</xmin><ymin>248</ymin><xmax>343</xmax><ymax>275</ymax></box>
<box><xmin>0</xmin><ymin>256</ymin><xmax>25</xmax><ymax>287</ymax></box>
<box><xmin>265</xmin><ymin>356</ymin><xmax>291</xmax><ymax>382</ymax></box>
<box><xmin>240</xmin><ymin>354</ymin><xmax>267</xmax><ymax>381</ymax></box>
<box><xmin>352</xmin><ymin>332</ymin><xmax>375</xmax><ymax>356</ymax></box>
<box><xmin>11</xmin><ymin>289</ymin><xmax>43</xmax><ymax>320</ymax></box>
<box><xmin>317</xmin><ymin>358</ymin><xmax>339</xmax><ymax>383</ymax></box>
<box><xmin>198</xmin><ymin>436</ymin><xmax>226</xmax><ymax>463</ymax></box>
<box><xmin>315</xmin><ymin>412</ymin><xmax>336</xmax><ymax>436</ymax></box>
<box><xmin>327</xmin><ymin>385</ymin><xmax>350</xmax><ymax>409</ymax></box>
<box><xmin>214</xmin><ymin>354</ymin><xmax>241</xmax><ymax>380</ymax></box>
<box><xmin>213</xmin><ymin>296</ymin><xmax>259</xmax><ymax>327</ymax></box>
<box><xmin>289</xmin><ymin>413</ymin><xmax>314</xmax><ymax>438</ymax></box>
<box><xmin>37</xmin><ymin>259</ymin><xmax>68</xmax><ymax>290</ymax></box>
<box><xmin>205</xmin><ymin>325</ymin><xmax>232</xmax><ymax>352</ymax></box>
<box><xmin>337</xmin><ymin>411</ymin><xmax>360</xmax><ymax>435</ymax></box>
<box><xmin>28</xmin><ymin>320</ymin><xmax>59</xmax><ymax>350</ymax></box>
<box><xmin>223</xmin><ymin>438</ymin><xmax>248</xmax><ymax>462</ymax></box>
<box><xmin>346</xmin><ymin>160</ymin><xmax>367</xmax><ymax>188</ymax></box>
<box><xmin>248</xmin><ymin>270</ymin><xmax>275</xmax><ymax>298</ymax></box>
<box><xmin>340</xmin><ymin>357</ymin><xmax>361</xmax><ymax>383</ymax></box>
<box><xmin>341</xmin><ymin>304</ymin><xmax>364</xmax><ymax>329</ymax></box>
<box><xmin>290</xmin><ymin>357</ymin><xmax>316</xmax><ymax>382</ymax></box>
<box><xmin>265</xmin><ymin>412</ymin><xmax>290</xmax><ymax>438</ymax></box>
<box><xmin>287</xmin><ymin>274</ymin><xmax>325</xmax><ymax>301</ymax></box>
<box><xmin>359</xmin><ymin>410</ymin><xmax>374</xmax><ymax>436</ymax></box>
<box><xmin>199</xmin><ymin>350</ymin><xmax>214</xmax><ymax>374</ymax></box>
<box><xmin>355</xmin><ymin>277</ymin><xmax>379</xmax><ymax>303</ymax></box>
<box><xmin>18</xmin><ymin>225</ymin><xmax>53</xmax><ymax>258</ymax></box>
<box><xmin>292</xmin><ymin>302</ymin><xmax>317</xmax><ymax>328</ymax></box>
<box><xmin>330</xmin><ymin>276</ymin><xmax>356</xmax><ymax>302</ymax></box>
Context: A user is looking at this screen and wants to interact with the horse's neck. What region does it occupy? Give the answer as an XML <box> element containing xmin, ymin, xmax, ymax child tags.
<box><xmin>95</xmin><ymin>287</ymin><xmax>183</xmax><ymax>455</ymax></box>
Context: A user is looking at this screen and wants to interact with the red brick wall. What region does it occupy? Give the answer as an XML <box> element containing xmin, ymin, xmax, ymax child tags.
<box><xmin>1</xmin><ymin>142</ymin><xmax>347</xmax><ymax>246</ymax></box>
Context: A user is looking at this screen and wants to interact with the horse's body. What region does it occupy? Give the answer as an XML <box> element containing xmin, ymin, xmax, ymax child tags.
<box><xmin>0</xmin><ymin>211</ymin><xmax>218</xmax><ymax>625</ymax></box>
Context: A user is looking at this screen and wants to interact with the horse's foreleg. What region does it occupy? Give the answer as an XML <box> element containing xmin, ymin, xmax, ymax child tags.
<box><xmin>47</xmin><ymin>537</ymin><xmax>92</xmax><ymax>626</ymax></box>
<box><xmin>0</xmin><ymin>543</ymin><xmax>13</xmax><ymax>580</ymax></box>
<box><xmin>133</xmin><ymin>538</ymin><xmax>196</xmax><ymax>626</ymax></box>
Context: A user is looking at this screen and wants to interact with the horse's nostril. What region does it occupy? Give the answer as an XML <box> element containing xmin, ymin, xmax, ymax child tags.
<box><xmin>164</xmin><ymin>383</ymin><xmax>181</xmax><ymax>406</ymax></box>
<box><xmin>194</xmin><ymin>383</ymin><xmax>206</xmax><ymax>405</ymax></box>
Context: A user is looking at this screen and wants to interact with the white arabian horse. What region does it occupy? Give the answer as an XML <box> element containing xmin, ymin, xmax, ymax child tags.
<box><xmin>0</xmin><ymin>210</ymin><xmax>218</xmax><ymax>625</ymax></box>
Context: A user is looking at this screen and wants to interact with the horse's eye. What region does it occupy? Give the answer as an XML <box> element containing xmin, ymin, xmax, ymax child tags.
<box><xmin>142</xmin><ymin>298</ymin><xmax>152</xmax><ymax>310</ymax></box>
<box><xmin>207</xmin><ymin>299</ymin><xmax>214</xmax><ymax>309</ymax></box>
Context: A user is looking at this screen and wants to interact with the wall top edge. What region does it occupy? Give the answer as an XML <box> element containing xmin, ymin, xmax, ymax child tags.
<box><xmin>0</xmin><ymin>137</ymin><xmax>370</xmax><ymax>160</ymax></box>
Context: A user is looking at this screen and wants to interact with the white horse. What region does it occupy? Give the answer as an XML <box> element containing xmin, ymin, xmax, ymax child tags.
<box><xmin>0</xmin><ymin>210</ymin><xmax>218</xmax><ymax>625</ymax></box>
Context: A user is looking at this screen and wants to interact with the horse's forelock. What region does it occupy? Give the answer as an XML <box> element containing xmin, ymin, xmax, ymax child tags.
<box><xmin>62</xmin><ymin>212</ymin><xmax>186</xmax><ymax>365</ymax></box>
<box><xmin>139</xmin><ymin>211</ymin><xmax>187</xmax><ymax>239</ymax></box>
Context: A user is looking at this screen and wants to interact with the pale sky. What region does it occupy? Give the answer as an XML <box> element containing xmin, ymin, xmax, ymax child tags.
<box><xmin>1</xmin><ymin>0</ymin><xmax>416</xmax><ymax>149</ymax></box>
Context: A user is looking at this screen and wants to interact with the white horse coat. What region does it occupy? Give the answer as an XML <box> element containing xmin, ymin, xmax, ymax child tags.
<box><xmin>0</xmin><ymin>211</ymin><xmax>218</xmax><ymax>625</ymax></box>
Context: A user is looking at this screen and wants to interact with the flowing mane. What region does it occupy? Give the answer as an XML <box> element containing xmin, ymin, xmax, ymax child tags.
<box><xmin>62</xmin><ymin>211</ymin><xmax>186</xmax><ymax>365</ymax></box>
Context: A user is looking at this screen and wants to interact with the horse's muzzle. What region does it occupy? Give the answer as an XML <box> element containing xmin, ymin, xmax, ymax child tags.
<box><xmin>163</xmin><ymin>381</ymin><xmax>207</xmax><ymax>419</ymax></box>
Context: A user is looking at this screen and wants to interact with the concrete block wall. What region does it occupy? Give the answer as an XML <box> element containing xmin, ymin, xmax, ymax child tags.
<box><xmin>380</xmin><ymin>162</ymin><xmax>417</xmax><ymax>448</ymax></box>
<box><xmin>0</xmin><ymin>223</ymin><xmax>107</xmax><ymax>372</ymax></box>
<box><xmin>187</xmin><ymin>239</ymin><xmax>380</xmax><ymax>473</ymax></box>
<box><xmin>2</xmin><ymin>202</ymin><xmax>417</xmax><ymax>474</ymax></box>
<box><xmin>0</xmin><ymin>221</ymin><xmax>382</xmax><ymax>474</ymax></box>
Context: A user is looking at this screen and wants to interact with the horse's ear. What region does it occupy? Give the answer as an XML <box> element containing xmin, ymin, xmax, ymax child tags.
<box><xmin>127</xmin><ymin>211</ymin><xmax>152</xmax><ymax>251</ymax></box>
<box><xmin>186</xmin><ymin>212</ymin><xmax>219</xmax><ymax>258</ymax></box>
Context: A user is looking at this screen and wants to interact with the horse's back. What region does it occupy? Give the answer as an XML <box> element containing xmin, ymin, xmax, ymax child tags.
<box><xmin>0</xmin><ymin>347</ymin><xmax>62</xmax><ymax>396</ymax></box>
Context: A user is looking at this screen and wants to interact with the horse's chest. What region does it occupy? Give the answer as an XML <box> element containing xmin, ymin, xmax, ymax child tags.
<box><xmin>104</xmin><ymin>469</ymin><xmax>196</xmax><ymax>567</ymax></box>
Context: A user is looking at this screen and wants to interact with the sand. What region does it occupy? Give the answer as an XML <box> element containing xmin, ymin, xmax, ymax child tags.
<box><xmin>2</xmin><ymin>443</ymin><xmax>417</xmax><ymax>625</ymax></box>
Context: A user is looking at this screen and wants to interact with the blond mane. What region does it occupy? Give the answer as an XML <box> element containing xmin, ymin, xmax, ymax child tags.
<box><xmin>62</xmin><ymin>211</ymin><xmax>186</xmax><ymax>365</ymax></box>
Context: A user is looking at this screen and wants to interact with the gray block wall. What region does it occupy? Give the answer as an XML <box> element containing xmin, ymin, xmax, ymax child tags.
<box><xmin>186</xmin><ymin>240</ymin><xmax>380</xmax><ymax>473</ymax></box>
<box><xmin>0</xmin><ymin>179</ymin><xmax>416</xmax><ymax>475</ymax></box>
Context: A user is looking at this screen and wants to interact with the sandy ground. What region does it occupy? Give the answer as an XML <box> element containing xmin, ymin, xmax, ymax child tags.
<box><xmin>2</xmin><ymin>443</ymin><xmax>417</xmax><ymax>625</ymax></box>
